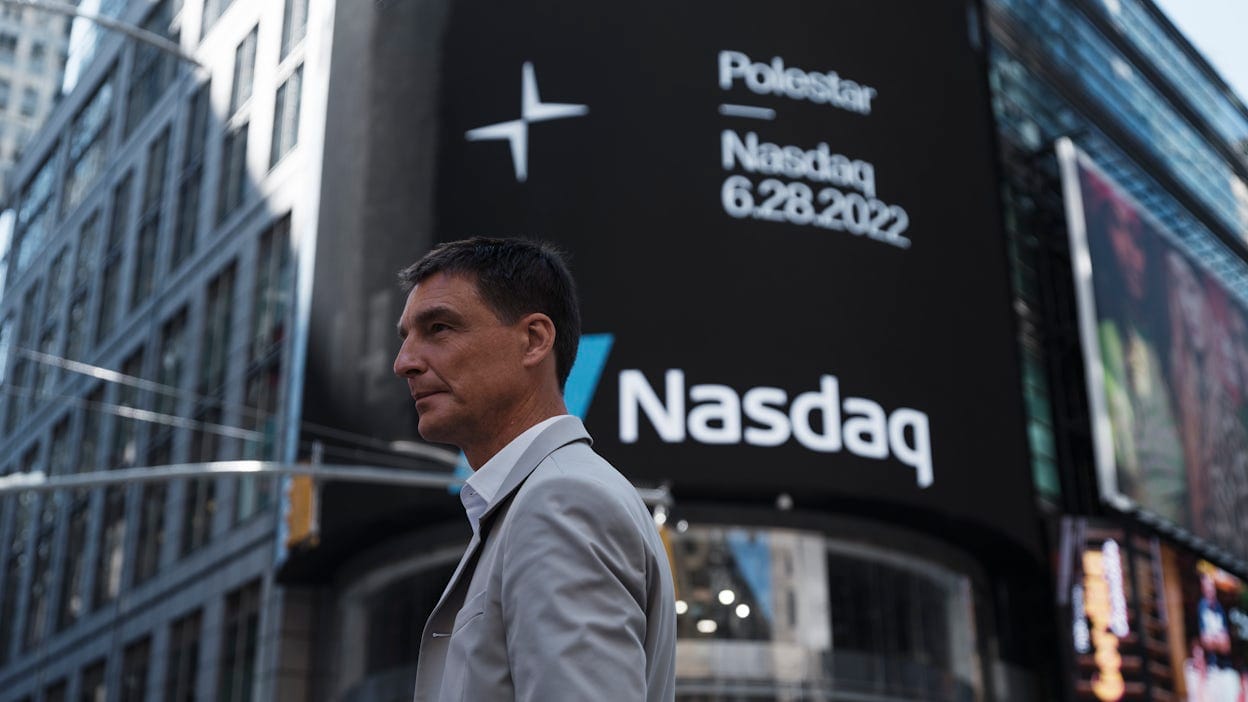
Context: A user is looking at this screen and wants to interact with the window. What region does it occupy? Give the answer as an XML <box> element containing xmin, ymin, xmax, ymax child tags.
<box><xmin>92</xmin><ymin>486</ymin><xmax>126</xmax><ymax>608</ymax></box>
<box><xmin>200</xmin><ymin>0</ymin><xmax>236</xmax><ymax>38</ymax></box>
<box><xmin>77</xmin><ymin>386</ymin><xmax>104</xmax><ymax>474</ymax></box>
<box><xmin>44</xmin><ymin>247</ymin><xmax>70</xmax><ymax>322</ymax></box>
<box><xmin>0</xmin><ymin>33</ymin><xmax>16</xmax><ymax>64</ymax></box>
<box><xmin>132</xmin><ymin>482</ymin><xmax>165</xmax><ymax>584</ymax></box>
<box><xmin>29</xmin><ymin>41</ymin><xmax>46</xmax><ymax>73</ymax></box>
<box><xmin>43</xmin><ymin>680</ymin><xmax>66</xmax><ymax>702</ymax></box>
<box><xmin>80</xmin><ymin>660</ymin><xmax>106</xmax><ymax>702</ymax></box>
<box><xmin>74</xmin><ymin>209</ymin><xmax>102</xmax><ymax>288</ymax></box>
<box><xmin>49</xmin><ymin>416</ymin><xmax>72</xmax><ymax>475</ymax></box>
<box><xmin>108</xmin><ymin>350</ymin><xmax>145</xmax><ymax>469</ymax></box>
<box><xmin>0</xmin><ymin>536</ymin><xmax>23</xmax><ymax>663</ymax></box>
<box><xmin>31</xmin><ymin>327</ymin><xmax>57</xmax><ymax>406</ymax></box>
<box><xmin>12</xmin><ymin>287</ymin><xmax>38</xmax><ymax>418</ymax></box>
<box><xmin>238</xmin><ymin>219</ymin><xmax>291</xmax><ymax>518</ymax></box>
<box><xmin>19</xmin><ymin>86</ymin><xmax>36</xmax><ymax>117</ymax></box>
<box><xmin>124</xmin><ymin>0</ymin><xmax>177</xmax><ymax>135</ymax></box>
<box><xmin>64</xmin><ymin>78</ymin><xmax>114</xmax><ymax>215</ymax></box>
<box><xmin>181</xmin><ymin>472</ymin><xmax>215</xmax><ymax>555</ymax></box>
<box><xmin>200</xmin><ymin>264</ymin><xmax>235</xmax><ymax>397</ymax></box>
<box><xmin>14</xmin><ymin>153</ymin><xmax>58</xmax><ymax>274</ymax></box>
<box><xmin>55</xmin><ymin>495</ymin><xmax>89</xmax><ymax>630</ymax></box>
<box><xmin>120</xmin><ymin>636</ymin><xmax>152</xmax><ymax>702</ymax></box>
<box><xmin>97</xmin><ymin>173</ymin><xmax>134</xmax><ymax>343</ymax></box>
<box><xmin>97</xmin><ymin>259</ymin><xmax>124</xmax><ymax>342</ymax></box>
<box><xmin>4</xmin><ymin>355</ymin><xmax>29</xmax><ymax>435</ymax></box>
<box><xmin>218</xmin><ymin>580</ymin><xmax>262</xmax><ymax>702</ymax></box>
<box><xmin>165</xmin><ymin>610</ymin><xmax>202</xmax><ymax>702</ymax></box>
<box><xmin>172</xmin><ymin>82</ymin><xmax>210</xmax><ymax>268</ymax></box>
<box><xmin>185</xmin><ymin>266</ymin><xmax>233</xmax><ymax>551</ymax></box>
<box><xmin>24</xmin><ymin>493</ymin><xmax>57</xmax><ymax>650</ymax></box>
<box><xmin>0</xmin><ymin>78</ymin><xmax>9</xmax><ymax>110</ymax></box>
<box><xmin>251</xmin><ymin>216</ymin><xmax>292</xmax><ymax>360</ymax></box>
<box><xmin>270</xmin><ymin>65</ymin><xmax>302</xmax><ymax>167</ymax></box>
<box><xmin>131</xmin><ymin>129</ymin><xmax>170</xmax><ymax>309</ymax></box>
<box><xmin>237</xmin><ymin>363</ymin><xmax>278</xmax><ymax>519</ymax></box>
<box><xmin>0</xmin><ymin>315</ymin><xmax>11</xmax><ymax>415</ymax></box>
<box><xmin>149</xmin><ymin>308</ymin><xmax>188</xmax><ymax>461</ymax></box>
<box><xmin>216</xmin><ymin>122</ymin><xmax>248</xmax><ymax>222</ymax></box>
<box><xmin>67</xmin><ymin>292</ymin><xmax>91</xmax><ymax>363</ymax></box>
<box><xmin>280</xmin><ymin>0</ymin><xmax>308</xmax><ymax>59</ymax></box>
<box><xmin>229</xmin><ymin>27</ymin><xmax>257</xmax><ymax>114</ymax></box>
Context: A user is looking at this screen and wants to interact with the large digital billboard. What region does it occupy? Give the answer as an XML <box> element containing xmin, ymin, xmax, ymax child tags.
<box><xmin>1059</xmin><ymin>139</ymin><xmax>1248</xmax><ymax>567</ymax></box>
<box><xmin>1056</xmin><ymin>518</ymin><xmax>1248</xmax><ymax>701</ymax></box>
<box><xmin>427</xmin><ymin>0</ymin><xmax>1039</xmax><ymax>551</ymax></box>
<box><xmin>1163</xmin><ymin>547</ymin><xmax>1248</xmax><ymax>701</ymax></box>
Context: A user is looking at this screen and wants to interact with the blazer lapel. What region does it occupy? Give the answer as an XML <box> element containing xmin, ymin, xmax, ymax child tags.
<box><xmin>426</xmin><ymin>416</ymin><xmax>592</xmax><ymax>621</ymax></box>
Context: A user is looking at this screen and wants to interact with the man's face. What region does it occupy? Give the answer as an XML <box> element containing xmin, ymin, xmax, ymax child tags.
<box><xmin>393</xmin><ymin>272</ymin><xmax>530</xmax><ymax>451</ymax></box>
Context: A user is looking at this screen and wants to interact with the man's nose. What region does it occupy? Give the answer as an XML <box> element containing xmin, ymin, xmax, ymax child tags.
<box><xmin>393</xmin><ymin>340</ymin><xmax>424</xmax><ymax>378</ymax></box>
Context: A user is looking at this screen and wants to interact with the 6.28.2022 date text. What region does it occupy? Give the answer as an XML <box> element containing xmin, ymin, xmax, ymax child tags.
<box><xmin>721</xmin><ymin>175</ymin><xmax>911</xmax><ymax>249</ymax></box>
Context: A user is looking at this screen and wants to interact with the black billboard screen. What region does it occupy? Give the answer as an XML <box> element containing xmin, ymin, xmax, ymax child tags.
<box><xmin>428</xmin><ymin>0</ymin><xmax>1038</xmax><ymax>550</ymax></box>
<box><xmin>1059</xmin><ymin>139</ymin><xmax>1248</xmax><ymax>567</ymax></box>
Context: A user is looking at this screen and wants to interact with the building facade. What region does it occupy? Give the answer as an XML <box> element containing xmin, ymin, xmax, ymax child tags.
<box><xmin>0</xmin><ymin>1</ymin><xmax>72</xmax><ymax>199</ymax></box>
<box><xmin>986</xmin><ymin>0</ymin><xmax>1248</xmax><ymax>697</ymax></box>
<box><xmin>0</xmin><ymin>0</ymin><xmax>319</xmax><ymax>699</ymax></box>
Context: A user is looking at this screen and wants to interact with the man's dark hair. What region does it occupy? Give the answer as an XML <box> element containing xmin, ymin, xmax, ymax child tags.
<box><xmin>399</xmin><ymin>237</ymin><xmax>581</xmax><ymax>388</ymax></box>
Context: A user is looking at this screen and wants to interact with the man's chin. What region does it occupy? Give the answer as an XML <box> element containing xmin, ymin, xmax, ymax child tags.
<box><xmin>415</xmin><ymin>416</ymin><xmax>458</xmax><ymax>449</ymax></box>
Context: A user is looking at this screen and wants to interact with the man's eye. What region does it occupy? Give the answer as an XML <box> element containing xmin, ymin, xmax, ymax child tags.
<box><xmin>429</xmin><ymin>323</ymin><xmax>451</xmax><ymax>333</ymax></box>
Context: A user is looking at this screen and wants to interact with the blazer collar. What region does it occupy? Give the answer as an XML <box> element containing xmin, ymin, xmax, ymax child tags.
<box><xmin>429</xmin><ymin>416</ymin><xmax>591</xmax><ymax>618</ymax></box>
<box><xmin>478</xmin><ymin>415</ymin><xmax>591</xmax><ymax>525</ymax></box>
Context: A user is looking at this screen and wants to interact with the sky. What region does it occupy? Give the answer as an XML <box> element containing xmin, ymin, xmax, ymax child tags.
<box><xmin>1152</xmin><ymin>0</ymin><xmax>1248</xmax><ymax>107</ymax></box>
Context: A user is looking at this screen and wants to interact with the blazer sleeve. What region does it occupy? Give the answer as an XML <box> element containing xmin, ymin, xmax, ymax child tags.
<box><xmin>500</xmin><ymin>465</ymin><xmax>650</xmax><ymax>701</ymax></box>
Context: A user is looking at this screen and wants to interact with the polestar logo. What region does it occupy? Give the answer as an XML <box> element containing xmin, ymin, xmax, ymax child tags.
<box><xmin>465</xmin><ymin>62</ymin><xmax>588</xmax><ymax>182</ymax></box>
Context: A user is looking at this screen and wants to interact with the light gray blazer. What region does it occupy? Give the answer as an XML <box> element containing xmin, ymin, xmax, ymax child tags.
<box><xmin>412</xmin><ymin>416</ymin><xmax>676</xmax><ymax>702</ymax></box>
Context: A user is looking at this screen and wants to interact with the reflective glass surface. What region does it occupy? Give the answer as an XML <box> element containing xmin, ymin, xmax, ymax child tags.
<box><xmin>989</xmin><ymin>0</ymin><xmax>1248</xmax><ymax>240</ymax></box>
<box><xmin>669</xmin><ymin>525</ymin><xmax>980</xmax><ymax>702</ymax></box>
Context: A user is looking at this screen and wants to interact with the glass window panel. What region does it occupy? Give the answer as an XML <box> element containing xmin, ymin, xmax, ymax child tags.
<box><xmin>124</xmin><ymin>0</ymin><xmax>178</xmax><ymax>135</ymax></box>
<box><xmin>280</xmin><ymin>0</ymin><xmax>308</xmax><ymax>59</ymax></box>
<box><xmin>218</xmin><ymin>580</ymin><xmax>262</xmax><ymax>702</ymax></box>
<box><xmin>120</xmin><ymin>636</ymin><xmax>152</xmax><ymax>702</ymax></box>
<box><xmin>270</xmin><ymin>65</ymin><xmax>302</xmax><ymax>167</ymax></box>
<box><xmin>166</xmin><ymin>610</ymin><xmax>202</xmax><ymax>702</ymax></box>
<box><xmin>63</xmin><ymin>77</ymin><xmax>114</xmax><ymax>216</ymax></box>
<box><xmin>92</xmin><ymin>485</ymin><xmax>126</xmax><ymax>608</ymax></box>
<box><xmin>216</xmin><ymin>122</ymin><xmax>248</xmax><ymax>223</ymax></box>
<box><xmin>80</xmin><ymin>659</ymin><xmax>106</xmax><ymax>702</ymax></box>
<box><xmin>229</xmin><ymin>27</ymin><xmax>257</xmax><ymax>115</ymax></box>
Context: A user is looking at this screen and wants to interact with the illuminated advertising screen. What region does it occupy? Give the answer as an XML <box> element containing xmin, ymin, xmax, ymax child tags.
<box><xmin>1057</xmin><ymin>518</ymin><xmax>1248</xmax><ymax>701</ymax></box>
<box><xmin>1059</xmin><ymin>140</ymin><xmax>1248</xmax><ymax>566</ymax></box>
<box><xmin>429</xmin><ymin>0</ymin><xmax>1038</xmax><ymax>551</ymax></box>
<box><xmin>1057</xmin><ymin>520</ymin><xmax>1141</xmax><ymax>701</ymax></box>
<box><xmin>1162</xmin><ymin>547</ymin><xmax>1248</xmax><ymax>701</ymax></box>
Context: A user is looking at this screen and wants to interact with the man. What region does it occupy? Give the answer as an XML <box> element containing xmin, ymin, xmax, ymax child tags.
<box><xmin>394</xmin><ymin>237</ymin><xmax>676</xmax><ymax>701</ymax></box>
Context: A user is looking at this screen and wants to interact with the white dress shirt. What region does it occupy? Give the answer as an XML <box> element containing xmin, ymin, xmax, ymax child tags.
<box><xmin>460</xmin><ymin>415</ymin><xmax>568</xmax><ymax>535</ymax></box>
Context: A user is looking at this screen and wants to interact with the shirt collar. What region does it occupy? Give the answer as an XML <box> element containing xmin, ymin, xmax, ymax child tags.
<box><xmin>460</xmin><ymin>415</ymin><xmax>568</xmax><ymax>534</ymax></box>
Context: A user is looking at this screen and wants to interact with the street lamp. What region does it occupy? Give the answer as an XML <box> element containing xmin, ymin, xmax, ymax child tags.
<box><xmin>0</xmin><ymin>460</ymin><xmax>676</xmax><ymax>506</ymax></box>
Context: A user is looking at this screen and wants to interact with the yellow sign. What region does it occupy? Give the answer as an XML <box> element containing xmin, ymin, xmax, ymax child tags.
<box><xmin>1083</xmin><ymin>550</ymin><xmax>1125</xmax><ymax>701</ymax></box>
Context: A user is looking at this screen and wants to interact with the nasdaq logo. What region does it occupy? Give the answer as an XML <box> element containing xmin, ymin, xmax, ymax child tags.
<box><xmin>619</xmin><ymin>369</ymin><xmax>933</xmax><ymax>488</ymax></box>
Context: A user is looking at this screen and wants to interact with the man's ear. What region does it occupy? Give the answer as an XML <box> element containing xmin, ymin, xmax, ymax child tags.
<box><xmin>519</xmin><ymin>312</ymin><xmax>557</xmax><ymax>369</ymax></box>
